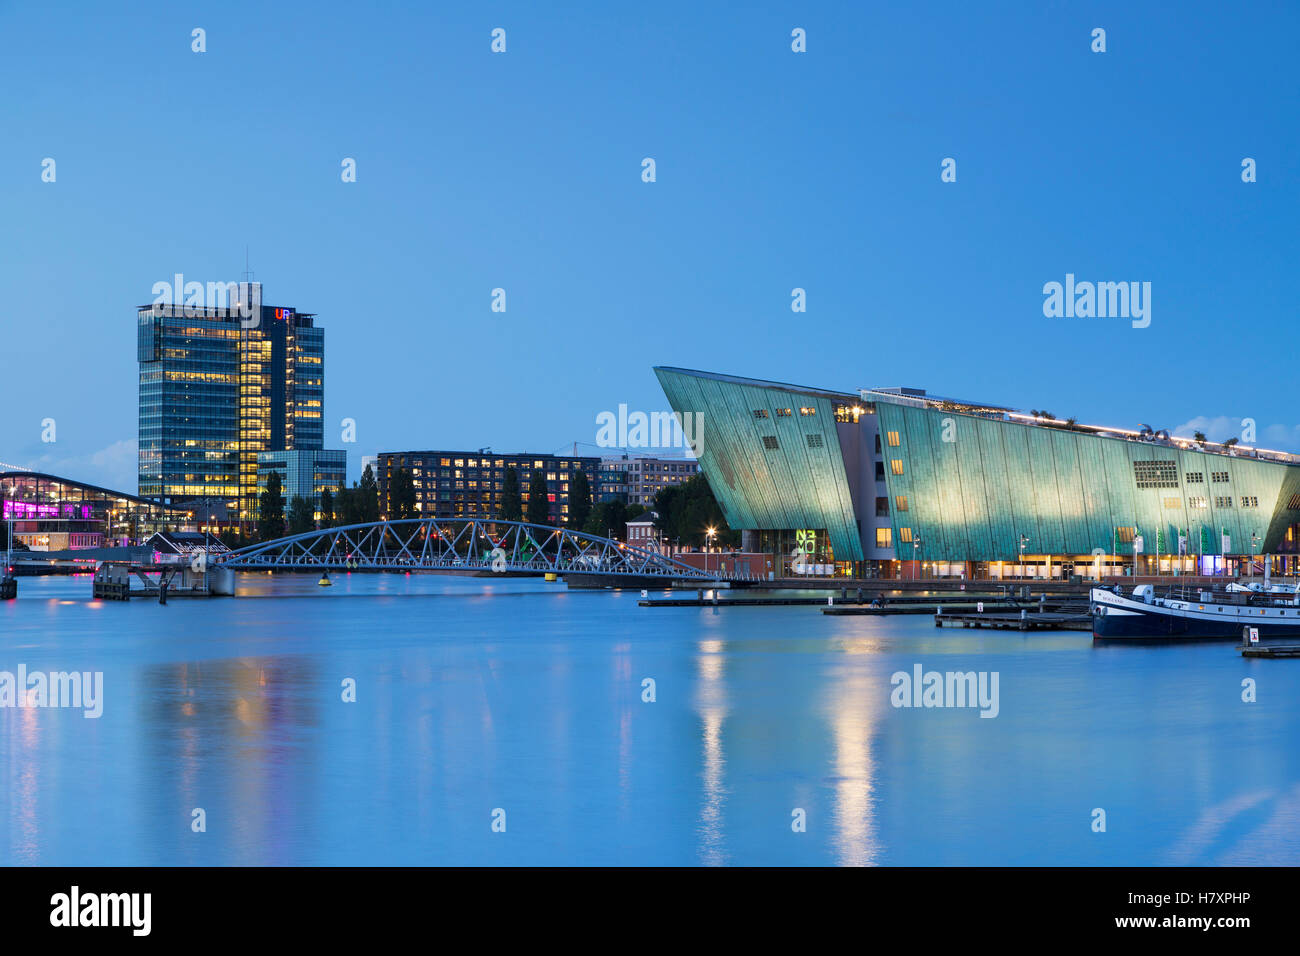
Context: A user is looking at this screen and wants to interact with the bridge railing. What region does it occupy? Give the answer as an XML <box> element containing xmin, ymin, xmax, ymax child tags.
<box><xmin>213</xmin><ymin>517</ymin><xmax>741</xmax><ymax>580</ymax></box>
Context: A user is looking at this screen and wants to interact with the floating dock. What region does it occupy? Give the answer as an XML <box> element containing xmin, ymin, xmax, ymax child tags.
<box><xmin>643</xmin><ymin>587</ymin><xmax>1078</xmax><ymax>611</ymax></box>
<box><xmin>932</xmin><ymin>609</ymin><xmax>1092</xmax><ymax>631</ymax></box>
<box><xmin>1241</xmin><ymin>644</ymin><xmax>1300</xmax><ymax>658</ymax></box>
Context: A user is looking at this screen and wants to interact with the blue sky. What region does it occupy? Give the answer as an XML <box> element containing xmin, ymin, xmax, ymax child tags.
<box><xmin>1</xmin><ymin>1</ymin><xmax>1297</xmax><ymax>492</ymax></box>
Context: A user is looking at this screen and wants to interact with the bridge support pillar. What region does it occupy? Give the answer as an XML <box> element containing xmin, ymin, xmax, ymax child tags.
<box><xmin>209</xmin><ymin>566</ymin><xmax>236</xmax><ymax>596</ymax></box>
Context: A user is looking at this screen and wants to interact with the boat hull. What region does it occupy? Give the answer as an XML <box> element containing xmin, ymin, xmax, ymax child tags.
<box><xmin>1090</xmin><ymin>587</ymin><xmax>1300</xmax><ymax>642</ymax></box>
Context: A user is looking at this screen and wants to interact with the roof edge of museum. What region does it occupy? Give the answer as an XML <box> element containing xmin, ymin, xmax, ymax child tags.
<box><xmin>654</xmin><ymin>366</ymin><xmax>860</xmax><ymax>401</ymax></box>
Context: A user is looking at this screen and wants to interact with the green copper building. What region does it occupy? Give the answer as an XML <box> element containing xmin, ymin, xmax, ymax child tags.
<box><xmin>655</xmin><ymin>367</ymin><xmax>1300</xmax><ymax>579</ymax></box>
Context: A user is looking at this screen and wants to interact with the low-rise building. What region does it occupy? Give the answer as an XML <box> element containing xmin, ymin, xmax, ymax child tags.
<box><xmin>1</xmin><ymin>471</ymin><xmax>189</xmax><ymax>549</ymax></box>
<box><xmin>377</xmin><ymin>450</ymin><xmax>600</xmax><ymax>526</ymax></box>
<box><xmin>625</xmin><ymin>512</ymin><xmax>659</xmax><ymax>549</ymax></box>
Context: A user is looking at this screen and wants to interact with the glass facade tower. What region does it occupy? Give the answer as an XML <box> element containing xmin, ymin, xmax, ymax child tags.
<box><xmin>138</xmin><ymin>283</ymin><xmax>327</xmax><ymax>522</ymax></box>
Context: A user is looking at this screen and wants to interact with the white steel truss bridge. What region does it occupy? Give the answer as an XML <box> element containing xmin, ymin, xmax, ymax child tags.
<box><xmin>213</xmin><ymin>518</ymin><xmax>736</xmax><ymax>580</ymax></box>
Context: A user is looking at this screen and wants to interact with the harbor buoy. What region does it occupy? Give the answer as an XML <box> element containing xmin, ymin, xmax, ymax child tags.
<box><xmin>318</xmin><ymin>573</ymin><xmax>332</xmax><ymax>587</ymax></box>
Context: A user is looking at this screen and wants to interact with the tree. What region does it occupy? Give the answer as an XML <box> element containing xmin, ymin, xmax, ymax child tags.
<box><xmin>257</xmin><ymin>471</ymin><xmax>286</xmax><ymax>542</ymax></box>
<box><xmin>1193</xmin><ymin>431</ymin><xmax>1207</xmax><ymax>448</ymax></box>
<box><xmin>500</xmin><ymin>466</ymin><xmax>522</xmax><ymax>522</ymax></box>
<box><xmin>358</xmin><ymin>464</ymin><xmax>381</xmax><ymax>523</ymax></box>
<box><xmin>584</xmin><ymin>500</ymin><xmax>627</xmax><ymax>539</ymax></box>
<box><xmin>319</xmin><ymin>486</ymin><xmax>335</xmax><ymax>528</ymax></box>
<box><xmin>568</xmin><ymin>469</ymin><xmax>592</xmax><ymax>529</ymax></box>
<box><xmin>287</xmin><ymin>495</ymin><xmax>315</xmax><ymax>536</ymax></box>
<box><xmin>389</xmin><ymin>466</ymin><xmax>417</xmax><ymax>520</ymax></box>
<box><xmin>525</xmin><ymin>468</ymin><xmax>550</xmax><ymax>526</ymax></box>
<box><xmin>654</xmin><ymin>474</ymin><xmax>738</xmax><ymax>548</ymax></box>
<box><xmin>337</xmin><ymin>483</ymin><xmax>364</xmax><ymax>526</ymax></box>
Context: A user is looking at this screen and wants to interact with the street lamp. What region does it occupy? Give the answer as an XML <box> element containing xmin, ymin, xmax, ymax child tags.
<box><xmin>1251</xmin><ymin>532</ymin><xmax>1260</xmax><ymax>578</ymax></box>
<box><xmin>706</xmin><ymin>526</ymin><xmax>717</xmax><ymax>575</ymax></box>
<box><xmin>912</xmin><ymin>536</ymin><xmax>923</xmax><ymax>581</ymax></box>
<box><xmin>1018</xmin><ymin>534</ymin><xmax>1029</xmax><ymax>580</ymax></box>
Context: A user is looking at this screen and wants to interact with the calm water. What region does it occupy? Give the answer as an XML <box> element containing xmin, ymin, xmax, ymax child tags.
<box><xmin>2</xmin><ymin>573</ymin><xmax>1298</xmax><ymax>866</ymax></box>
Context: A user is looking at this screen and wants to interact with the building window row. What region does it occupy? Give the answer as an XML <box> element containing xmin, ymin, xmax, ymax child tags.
<box><xmin>1133</xmin><ymin>460</ymin><xmax>1179</xmax><ymax>489</ymax></box>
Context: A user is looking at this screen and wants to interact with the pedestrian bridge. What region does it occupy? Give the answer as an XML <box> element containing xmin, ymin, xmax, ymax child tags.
<box><xmin>213</xmin><ymin>517</ymin><xmax>735</xmax><ymax>581</ymax></box>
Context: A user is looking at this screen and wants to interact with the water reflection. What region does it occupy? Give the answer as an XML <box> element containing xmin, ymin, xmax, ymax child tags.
<box><xmin>824</xmin><ymin>668</ymin><xmax>881</xmax><ymax>866</ymax></box>
<box><xmin>142</xmin><ymin>656</ymin><xmax>320</xmax><ymax>865</ymax></box>
<box><xmin>6</xmin><ymin>706</ymin><xmax>42</xmax><ymax>863</ymax></box>
<box><xmin>5</xmin><ymin>575</ymin><xmax>1300</xmax><ymax>865</ymax></box>
<box><xmin>695</xmin><ymin>639</ymin><xmax>729</xmax><ymax>866</ymax></box>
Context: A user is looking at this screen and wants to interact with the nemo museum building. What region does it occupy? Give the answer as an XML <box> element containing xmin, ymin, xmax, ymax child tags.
<box><xmin>654</xmin><ymin>367</ymin><xmax>1300</xmax><ymax>580</ymax></box>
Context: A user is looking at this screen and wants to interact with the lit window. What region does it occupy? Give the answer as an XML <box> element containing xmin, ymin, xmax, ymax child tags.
<box><xmin>895</xmin><ymin>495</ymin><xmax>908</xmax><ymax>512</ymax></box>
<box><xmin>899</xmin><ymin>527</ymin><xmax>913</xmax><ymax>543</ymax></box>
<box><xmin>887</xmin><ymin>431</ymin><xmax>901</xmax><ymax>447</ymax></box>
<box><xmin>890</xmin><ymin>459</ymin><xmax>904</xmax><ymax>475</ymax></box>
<box><xmin>875</xmin><ymin>528</ymin><xmax>892</xmax><ymax>548</ymax></box>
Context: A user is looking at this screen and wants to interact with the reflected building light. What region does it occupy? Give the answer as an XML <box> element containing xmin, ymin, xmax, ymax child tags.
<box><xmin>828</xmin><ymin>673</ymin><xmax>881</xmax><ymax>866</ymax></box>
<box><xmin>695</xmin><ymin>639</ymin><xmax>729</xmax><ymax>866</ymax></box>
